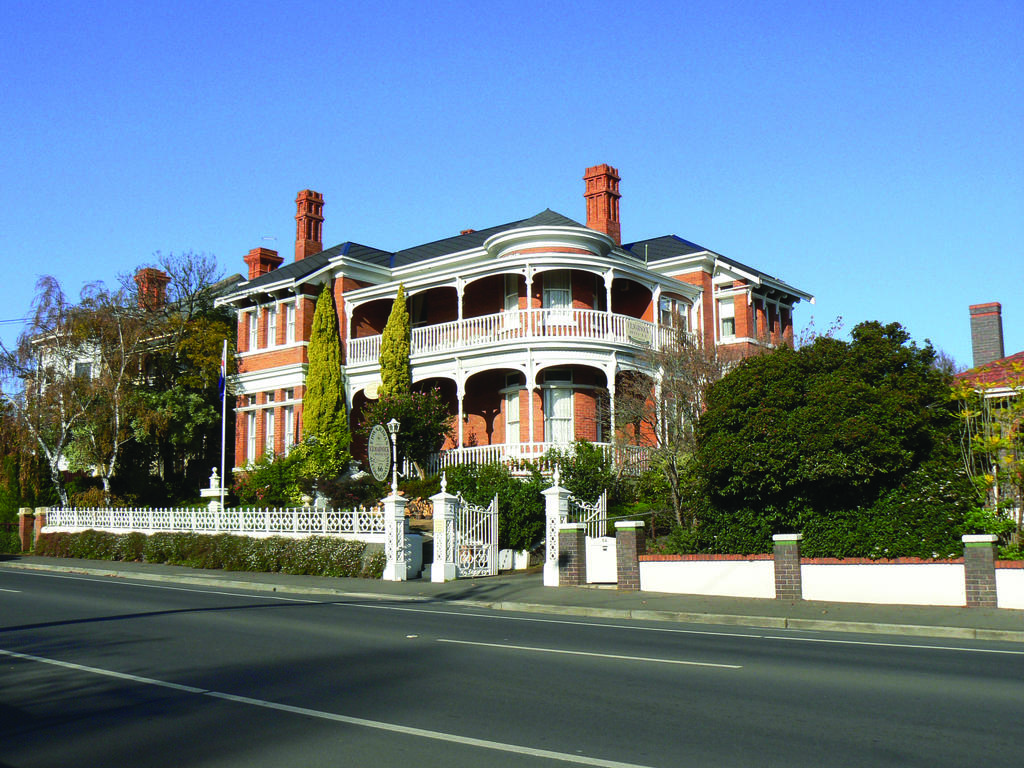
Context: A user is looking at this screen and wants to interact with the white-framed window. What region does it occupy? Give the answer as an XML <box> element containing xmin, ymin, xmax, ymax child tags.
<box><xmin>543</xmin><ymin>271</ymin><xmax>572</xmax><ymax>325</ymax></box>
<box><xmin>659</xmin><ymin>296</ymin><xmax>688</xmax><ymax>330</ymax></box>
<box><xmin>267</xmin><ymin>306</ymin><xmax>278</xmax><ymax>347</ymax></box>
<box><xmin>264</xmin><ymin>407</ymin><xmax>275</xmax><ymax>455</ymax></box>
<box><xmin>285</xmin><ymin>303</ymin><xmax>296</xmax><ymax>343</ymax></box>
<box><xmin>283</xmin><ymin>405</ymin><xmax>295</xmax><ymax>452</ymax></box>
<box><xmin>543</xmin><ymin>369</ymin><xmax>573</xmax><ymax>444</ymax></box>
<box><xmin>247</xmin><ymin>311</ymin><xmax>258</xmax><ymax>349</ymax></box>
<box><xmin>752</xmin><ymin>298</ymin><xmax>760</xmax><ymax>337</ymax></box>
<box><xmin>247</xmin><ymin>411</ymin><xmax>257</xmax><ymax>462</ymax></box>
<box><xmin>718</xmin><ymin>298</ymin><xmax>736</xmax><ymax>339</ymax></box>
<box><xmin>504</xmin><ymin>373</ymin><xmax>520</xmax><ymax>446</ymax></box>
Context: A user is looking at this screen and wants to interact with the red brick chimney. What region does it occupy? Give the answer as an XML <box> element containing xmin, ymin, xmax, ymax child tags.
<box><xmin>970</xmin><ymin>302</ymin><xmax>1005</xmax><ymax>368</ymax></box>
<box><xmin>134</xmin><ymin>268</ymin><xmax>171</xmax><ymax>310</ymax></box>
<box><xmin>584</xmin><ymin>164</ymin><xmax>621</xmax><ymax>245</ymax></box>
<box><xmin>244</xmin><ymin>247</ymin><xmax>283</xmax><ymax>280</ymax></box>
<box><xmin>295</xmin><ymin>190</ymin><xmax>324</xmax><ymax>261</ymax></box>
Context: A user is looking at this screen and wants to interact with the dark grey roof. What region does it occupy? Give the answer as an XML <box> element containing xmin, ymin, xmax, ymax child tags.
<box><xmin>238</xmin><ymin>209</ymin><xmax>587</xmax><ymax>289</ymax></box>
<box><xmin>392</xmin><ymin>209</ymin><xmax>584</xmax><ymax>267</ymax></box>
<box><xmin>623</xmin><ymin>234</ymin><xmax>708</xmax><ymax>262</ymax></box>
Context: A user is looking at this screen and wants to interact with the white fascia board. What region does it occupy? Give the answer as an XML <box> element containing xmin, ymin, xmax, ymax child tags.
<box><xmin>232</xmin><ymin>362</ymin><xmax>308</xmax><ymax>394</ymax></box>
<box><xmin>321</xmin><ymin>256</ymin><xmax>392</xmax><ymax>286</ymax></box>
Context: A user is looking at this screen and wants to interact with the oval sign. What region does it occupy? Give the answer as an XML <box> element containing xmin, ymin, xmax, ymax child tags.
<box><xmin>367</xmin><ymin>424</ymin><xmax>392</xmax><ymax>483</ymax></box>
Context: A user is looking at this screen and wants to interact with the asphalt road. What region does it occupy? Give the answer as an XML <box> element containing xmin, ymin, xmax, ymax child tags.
<box><xmin>2</xmin><ymin>569</ymin><xmax>1022</xmax><ymax>768</ymax></box>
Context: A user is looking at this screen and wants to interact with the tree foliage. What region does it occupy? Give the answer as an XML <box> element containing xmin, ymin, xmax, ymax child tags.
<box><xmin>378</xmin><ymin>283</ymin><xmax>411</xmax><ymax>397</ymax></box>
<box><xmin>359</xmin><ymin>388</ymin><xmax>454</xmax><ymax>478</ymax></box>
<box><xmin>615</xmin><ymin>327</ymin><xmax>725</xmax><ymax>527</ymax></box>
<box><xmin>951</xmin><ymin>361</ymin><xmax>1023</xmax><ymax>545</ymax></box>
<box><xmin>445</xmin><ymin>462</ymin><xmax>546</xmax><ymax>551</ymax></box>
<box><xmin>692</xmin><ymin>321</ymin><xmax>972</xmax><ymax>556</ymax></box>
<box><xmin>303</xmin><ymin>283</ymin><xmax>349</xmax><ymax>444</ymax></box>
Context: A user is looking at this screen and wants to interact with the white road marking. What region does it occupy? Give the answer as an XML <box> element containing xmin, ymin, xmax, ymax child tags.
<box><xmin>437</xmin><ymin>638</ymin><xmax>743</xmax><ymax>669</ymax></box>
<box><xmin>1</xmin><ymin>647</ymin><xmax>661</xmax><ymax>768</ymax></box>
<box><xmin>761</xmin><ymin>635</ymin><xmax>1024</xmax><ymax>655</ymax></box>
<box><xmin>0</xmin><ymin>588</ymin><xmax>21</xmax><ymax>593</ymax></box>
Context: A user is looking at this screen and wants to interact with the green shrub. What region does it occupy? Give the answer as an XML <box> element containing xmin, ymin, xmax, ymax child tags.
<box><xmin>0</xmin><ymin>530</ymin><xmax>22</xmax><ymax>554</ymax></box>
<box><xmin>34</xmin><ymin>530</ymin><xmax>376</xmax><ymax>577</ymax></box>
<box><xmin>446</xmin><ymin>462</ymin><xmax>546</xmax><ymax>551</ymax></box>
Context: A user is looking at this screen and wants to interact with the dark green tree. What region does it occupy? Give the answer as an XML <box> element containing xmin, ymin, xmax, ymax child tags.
<box><xmin>378</xmin><ymin>284</ymin><xmax>411</xmax><ymax>397</ymax></box>
<box><xmin>693</xmin><ymin>321</ymin><xmax>972</xmax><ymax>556</ymax></box>
<box><xmin>303</xmin><ymin>284</ymin><xmax>349</xmax><ymax>442</ymax></box>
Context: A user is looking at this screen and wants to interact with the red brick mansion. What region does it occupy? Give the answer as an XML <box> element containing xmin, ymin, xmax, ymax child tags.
<box><xmin>217</xmin><ymin>165</ymin><xmax>813</xmax><ymax>472</ymax></box>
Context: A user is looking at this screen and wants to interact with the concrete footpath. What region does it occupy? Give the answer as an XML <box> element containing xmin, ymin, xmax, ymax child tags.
<box><xmin>2</xmin><ymin>555</ymin><xmax>1022</xmax><ymax>643</ymax></box>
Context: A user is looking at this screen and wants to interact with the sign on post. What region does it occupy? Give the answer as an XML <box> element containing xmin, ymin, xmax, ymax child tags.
<box><xmin>368</xmin><ymin>424</ymin><xmax>392</xmax><ymax>483</ymax></box>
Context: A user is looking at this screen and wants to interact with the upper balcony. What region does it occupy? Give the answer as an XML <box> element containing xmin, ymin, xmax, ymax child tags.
<box><xmin>346</xmin><ymin>308</ymin><xmax>682</xmax><ymax>366</ymax></box>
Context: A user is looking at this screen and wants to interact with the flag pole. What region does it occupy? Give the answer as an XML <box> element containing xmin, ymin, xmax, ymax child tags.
<box><xmin>220</xmin><ymin>338</ymin><xmax>227</xmax><ymax>512</ymax></box>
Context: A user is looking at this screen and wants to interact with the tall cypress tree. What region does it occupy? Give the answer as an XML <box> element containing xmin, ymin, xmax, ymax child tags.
<box><xmin>303</xmin><ymin>283</ymin><xmax>349</xmax><ymax>442</ymax></box>
<box><xmin>379</xmin><ymin>283</ymin><xmax>411</xmax><ymax>397</ymax></box>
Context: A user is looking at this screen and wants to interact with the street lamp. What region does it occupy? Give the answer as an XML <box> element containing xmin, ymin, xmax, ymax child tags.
<box><xmin>387</xmin><ymin>418</ymin><xmax>400</xmax><ymax>496</ymax></box>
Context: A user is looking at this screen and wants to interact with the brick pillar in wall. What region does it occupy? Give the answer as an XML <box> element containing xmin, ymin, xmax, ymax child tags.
<box><xmin>962</xmin><ymin>534</ymin><xmax>998</xmax><ymax>608</ymax></box>
<box><xmin>773</xmin><ymin>533</ymin><xmax>803</xmax><ymax>600</ymax></box>
<box><xmin>615</xmin><ymin>521</ymin><xmax>645</xmax><ymax>591</ymax></box>
<box><xmin>969</xmin><ymin>303</ymin><xmax>1004</xmax><ymax>368</ymax></box>
<box><xmin>17</xmin><ymin>508</ymin><xmax>34</xmax><ymax>552</ymax></box>
<box><xmin>557</xmin><ymin>523</ymin><xmax>587</xmax><ymax>586</ymax></box>
<box><xmin>33</xmin><ymin>508</ymin><xmax>48</xmax><ymax>548</ymax></box>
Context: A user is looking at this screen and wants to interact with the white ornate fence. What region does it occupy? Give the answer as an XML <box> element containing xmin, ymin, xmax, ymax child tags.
<box><xmin>43</xmin><ymin>506</ymin><xmax>387</xmax><ymax>543</ymax></box>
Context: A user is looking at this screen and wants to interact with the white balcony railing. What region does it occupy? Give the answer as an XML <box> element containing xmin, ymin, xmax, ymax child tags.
<box><xmin>346</xmin><ymin>309</ymin><xmax>684</xmax><ymax>365</ymax></box>
<box><xmin>424</xmin><ymin>441</ymin><xmax>651</xmax><ymax>476</ymax></box>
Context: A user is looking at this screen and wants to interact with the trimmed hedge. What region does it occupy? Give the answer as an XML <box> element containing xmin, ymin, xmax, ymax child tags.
<box><xmin>34</xmin><ymin>530</ymin><xmax>382</xmax><ymax>578</ymax></box>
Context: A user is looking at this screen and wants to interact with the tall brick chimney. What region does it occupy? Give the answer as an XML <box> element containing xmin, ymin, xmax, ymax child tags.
<box><xmin>970</xmin><ymin>302</ymin><xmax>1005</xmax><ymax>368</ymax></box>
<box><xmin>134</xmin><ymin>268</ymin><xmax>171</xmax><ymax>310</ymax></box>
<box><xmin>244</xmin><ymin>247</ymin><xmax>283</xmax><ymax>280</ymax></box>
<box><xmin>584</xmin><ymin>164</ymin><xmax>621</xmax><ymax>245</ymax></box>
<box><xmin>295</xmin><ymin>190</ymin><xmax>324</xmax><ymax>261</ymax></box>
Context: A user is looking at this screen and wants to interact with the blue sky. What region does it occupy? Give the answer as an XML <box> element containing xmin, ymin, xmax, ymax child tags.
<box><xmin>2</xmin><ymin>0</ymin><xmax>1021</xmax><ymax>368</ymax></box>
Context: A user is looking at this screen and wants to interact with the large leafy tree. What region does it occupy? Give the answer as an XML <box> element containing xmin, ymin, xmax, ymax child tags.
<box><xmin>614</xmin><ymin>327</ymin><xmax>725</xmax><ymax>527</ymax></box>
<box><xmin>378</xmin><ymin>284</ymin><xmax>411</xmax><ymax>397</ymax></box>
<box><xmin>129</xmin><ymin>252</ymin><xmax>236</xmax><ymax>499</ymax></box>
<box><xmin>693</xmin><ymin>321</ymin><xmax>972</xmax><ymax>556</ymax></box>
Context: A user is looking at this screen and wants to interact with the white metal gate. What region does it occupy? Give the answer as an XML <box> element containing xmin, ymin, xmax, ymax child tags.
<box><xmin>456</xmin><ymin>494</ymin><xmax>498</xmax><ymax>577</ymax></box>
<box><xmin>570</xmin><ymin>491</ymin><xmax>613</xmax><ymax>583</ymax></box>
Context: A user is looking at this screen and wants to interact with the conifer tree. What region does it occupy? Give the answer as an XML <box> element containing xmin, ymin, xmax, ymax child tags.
<box><xmin>379</xmin><ymin>283</ymin><xmax>411</xmax><ymax>397</ymax></box>
<box><xmin>303</xmin><ymin>283</ymin><xmax>349</xmax><ymax>442</ymax></box>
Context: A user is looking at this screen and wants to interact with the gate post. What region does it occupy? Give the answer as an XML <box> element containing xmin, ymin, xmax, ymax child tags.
<box><xmin>615</xmin><ymin>521</ymin><xmax>645</xmax><ymax>591</ymax></box>
<box><xmin>542</xmin><ymin>470</ymin><xmax>570</xmax><ymax>587</ymax></box>
<box><xmin>557</xmin><ymin>523</ymin><xmax>587</xmax><ymax>586</ymax></box>
<box><xmin>962</xmin><ymin>534</ymin><xmax>998</xmax><ymax>608</ymax></box>
<box><xmin>33</xmin><ymin>508</ymin><xmax>49</xmax><ymax>548</ymax></box>
<box><xmin>382</xmin><ymin>493</ymin><xmax>409</xmax><ymax>581</ymax></box>
<box><xmin>430</xmin><ymin>476</ymin><xmax>458</xmax><ymax>582</ymax></box>
<box><xmin>17</xmin><ymin>508</ymin><xmax>34</xmax><ymax>552</ymax></box>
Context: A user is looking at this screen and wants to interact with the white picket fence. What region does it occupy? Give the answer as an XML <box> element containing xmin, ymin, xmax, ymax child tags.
<box><xmin>43</xmin><ymin>506</ymin><xmax>387</xmax><ymax>543</ymax></box>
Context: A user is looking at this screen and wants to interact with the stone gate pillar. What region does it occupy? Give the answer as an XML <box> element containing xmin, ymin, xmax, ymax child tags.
<box><xmin>557</xmin><ymin>523</ymin><xmax>587</xmax><ymax>587</ymax></box>
<box><xmin>382</xmin><ymin>494</ymin><xmax>409</xmax><ymax>582</ymax></box>
<box><xmin>773</xmin><ymin>533</ymin><xmax>803</xmax><ymax>600</ymax></box>
<box><xmin>615</xmin><ymin>521</ymin><xmax>645</xmax><ymax>591</ymax></box>
<box><xmin>431</xmin><ymin>476</ymin><xmax>459</xmax><ymax>582</ymax></box>
<box><xmin>542</xmin><ymin>471</ymin><xmax>570</xmax><ymax>587</ymax></box>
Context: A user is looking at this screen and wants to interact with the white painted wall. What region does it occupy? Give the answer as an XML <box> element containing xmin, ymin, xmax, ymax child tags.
<box><xmin>996</xmin><ymin>569</ymin><xmax>1024</xmax><ymax>610</ymax></box>
<box><xmin>802</xmin><ymin>563</ymin><xmax>966</xmax><ymax>606</ymax></box>
<box><xmin>639</xmin><ymin>560</ymin><xmax>775</xmax><ymax>599</ymax></box>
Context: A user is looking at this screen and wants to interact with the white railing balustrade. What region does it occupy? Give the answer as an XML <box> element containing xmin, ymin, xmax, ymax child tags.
<box><xmin>347</xmin><ymin>309</ymin><xmax>694</xmax><ymax>365</ymax></box>
<box><xmin>43</xmin><ymin>506</ymin><xmax>387</xmax><ymax>543</ymax></box>
<box><xmin>433</xmin><ymin>442</ymin><xmax>651</xmax><ymax>475</ymax></box>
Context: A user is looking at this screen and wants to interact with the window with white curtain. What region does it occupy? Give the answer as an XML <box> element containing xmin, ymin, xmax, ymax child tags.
<box><xmin>543</xmin><ymin>370</ymin><xmax>573</xmax><ymax>444</ymax></box>
<box><xmin>718</xmin><ymin>298</ymin><xmax>736</xmax><ymax>339</ymax></box>
<box><xmin>285</xmin><ymin>303</ymin><xmax>296</xmax><ymax>343</ymax></box>
<box><xmin>267</xmin><ymin>306</ymin><xmax>278</xmax><ymax>346</ymax></box>
<box><xmin>248</xmin><ymin>312</ymin><xmax>258</xmax><ymax>349</ymax></box>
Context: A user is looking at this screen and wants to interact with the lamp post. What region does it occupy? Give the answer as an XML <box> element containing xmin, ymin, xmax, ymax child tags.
<box><xmin>387</xmin><ymin>418</ymin><xmax>400</xmax><ymax>496</ymax></box>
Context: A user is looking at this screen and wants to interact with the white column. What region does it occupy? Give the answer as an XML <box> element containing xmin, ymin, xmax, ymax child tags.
<box><xmin>382</xmin><ymin>492</ymin><xmax>409</xmax><ymax>581</ymax></box>
<box><xmin>431</xmin><ymin>475</ymin><xmax>459</xmax><ymax>582</ymax></box>
<box><xmin>456</xmin><ymin>376</ymin><xmax>465</xmax><ymax>458</ymax></box>
<box><xmin>542</xmin><ymin>468</ymin><xmax>571</xmax><ymax>587</ymax></box>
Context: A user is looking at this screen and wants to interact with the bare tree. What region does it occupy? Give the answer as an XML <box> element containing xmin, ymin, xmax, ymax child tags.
<box><xmin>615</xmin><ymin>326</ymin><xmax>726</xmax><ymax>528</ymax></box>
